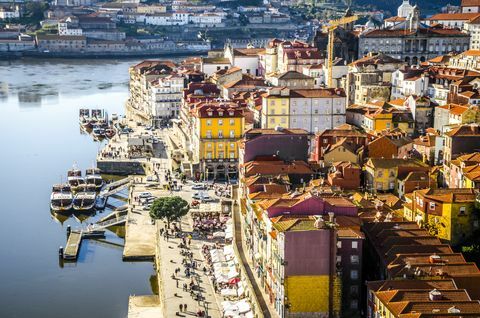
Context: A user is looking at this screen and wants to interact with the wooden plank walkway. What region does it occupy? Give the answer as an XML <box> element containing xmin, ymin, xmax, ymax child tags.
<box><xmin>63</xmin><ymin>230</ymin><xmax>82</xmax><ymax>260</ymax></box>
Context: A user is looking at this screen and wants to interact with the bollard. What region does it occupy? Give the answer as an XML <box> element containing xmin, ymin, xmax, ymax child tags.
<box><xmin>58</xmin><ymin>246</ymin><xmax>64</xmax><ymax>258</ymax></box>
<box><xmin>66</xmin><ymin>225</ymin><xmax>71</xmax><ymax>238</ymax></box>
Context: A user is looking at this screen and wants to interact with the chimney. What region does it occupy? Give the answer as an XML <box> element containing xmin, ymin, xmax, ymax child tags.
<box><xmin>328</xmin><ymin>212</ymin><xmax>334</xmax><ymax>223</ymax></box>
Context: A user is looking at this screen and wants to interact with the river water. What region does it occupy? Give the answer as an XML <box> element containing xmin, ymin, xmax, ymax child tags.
<box><xmin>0</xmin><ymin>58</ymin><xmax>156</xmax><ymax>318</ymax></box>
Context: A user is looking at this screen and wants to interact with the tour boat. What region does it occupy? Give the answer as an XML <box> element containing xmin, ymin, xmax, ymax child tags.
<box><xmin>85</xmin><ymin>167</ymin><xmax>104</xmax><ymax>190</ymax></box>
<box><xmin>76</xmin><ymin>183</ymin><xmax>97</xmax><ymax>192</ymax></box>
<box><xmin>67</xmin><ymin>167</ymin><xmax>85</xmax><ymax>191</ymax></box>
<box><xmin>73</xmin><ymin>192</ymin><xmax>97</xmax><ymax>211</ymax></box>
<box><xmin>50</xmin><ymin>184</ymin><xmax>73</xmax><ymax>212</ymax></box>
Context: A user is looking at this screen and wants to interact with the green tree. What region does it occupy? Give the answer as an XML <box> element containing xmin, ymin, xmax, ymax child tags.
<box><xmin>149</xmin><ymin>196</ymin><xmax>189</xmax><ymax>228</ymax></box>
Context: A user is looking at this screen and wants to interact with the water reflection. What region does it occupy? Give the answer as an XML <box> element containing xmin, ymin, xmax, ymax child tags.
<box><xmin>0</xmin><ymin>58</ymin><xmax>157</xmax><ymax>318</ymax></box>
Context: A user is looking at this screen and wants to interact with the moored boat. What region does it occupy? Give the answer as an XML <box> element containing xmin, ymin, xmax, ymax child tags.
<box><xmin>73</xmin><ymin>192</ymin><xmax>97</xmax><ymax>211</ymax></box>
<box><xmin>50</xmin><ymin>184</ymin><xmax>73</xmax><ymax>212</ymax></box>
<box><xmin>85</xmin><ymin>167</ymin><xmax>104</xmax><ymax>190</ymax></box>
<box><xmin>67</xmin><ymin>166</ymin><xmax>85</xmax><ymax>191</ymax></box>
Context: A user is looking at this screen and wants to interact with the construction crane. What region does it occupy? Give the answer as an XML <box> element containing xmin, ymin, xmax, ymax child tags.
<box><xmin>323</xmin><ymin>15</ymin><xmax>358</xmax><ymax>87</ymax></box>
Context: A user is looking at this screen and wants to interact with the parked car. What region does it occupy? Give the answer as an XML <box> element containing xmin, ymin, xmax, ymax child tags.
<box><xmin>138</xmin><ymin>192</ymin><xmax>153</xmax><ymax>199</ymax></box>
<box><xmin>192</xmin><ymin>183</ymin><xmax>206</xmax><ymax>190</ymax></box>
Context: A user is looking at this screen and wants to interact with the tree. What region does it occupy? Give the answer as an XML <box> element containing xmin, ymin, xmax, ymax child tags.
<box><xmin>149</xmin><ymin>196</ymin><xmax>189</xmax><ymax>229</ymax></box>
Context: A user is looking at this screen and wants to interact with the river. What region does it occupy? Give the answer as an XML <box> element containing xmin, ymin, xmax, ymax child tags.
<box><xmin>0</xmin><ymin>58</ymin><xmax>157</xmax><ymax>318</ymax></box>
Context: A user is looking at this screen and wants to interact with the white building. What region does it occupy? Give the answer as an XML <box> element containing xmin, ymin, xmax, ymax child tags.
<box><xmin>465</xmin><ymin>15</ymin><xmax>480</xmax><ymax>49</ymax></box>
<box><xmin>0</xmin><ymin>6</ymin><xmax>20</xmax><ymax>20</ymax></box>
<box><xmin>391</xmin><ymin>68</ymin><xmax>429</xmax><ymax>99</ymax></box>
<box><xmin>58</xmin><ymin>22</ymin><xmax>83</xmax><ymax>36</ymax></box>
<box><xmin>462</xmin><ymin>0</ymin><xmax>480</xmax><ymax>13</ymax></box>
<box><xmin>188</xmin><ymin>13</ymin><xmax>223</xmax><ymax>27</ymax></box>
<box><xmin>149</xmin><ymin>74</ymin><xmax>185</xmax><ymax>127</ymax></box>
<box><xmin>397</xmin><ymin>0</ymin><xmax>415</xmax><ymax>18</ymax></box>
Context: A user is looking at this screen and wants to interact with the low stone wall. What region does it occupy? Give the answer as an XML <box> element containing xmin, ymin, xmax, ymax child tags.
<box><xmin>97</xmin><ymin>160</ymin><xmax>146</xmax><ymax>175</ymax></box>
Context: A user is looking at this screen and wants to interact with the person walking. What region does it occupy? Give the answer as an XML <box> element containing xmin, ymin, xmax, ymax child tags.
<box><xmin>179</xmin><ymin>304</ymin><xmax>183</xmax><ymax>312</ymax></box>
<box><xmin>184</xmin><ymin>304</ymin><xmax>188</xmax><ymax>312</ymax></box>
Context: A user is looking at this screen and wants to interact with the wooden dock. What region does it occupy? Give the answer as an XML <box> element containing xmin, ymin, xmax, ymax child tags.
<box><xmin>63</xmin><ymin>230</ymin><xmax>82</xmax><ymax>260</ymax></box>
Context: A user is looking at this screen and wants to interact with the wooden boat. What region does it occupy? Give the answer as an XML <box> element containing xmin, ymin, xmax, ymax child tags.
<box><xmin>85</xmin><ymin>167</ymin><xmax>104</xmax><ymax>190</ymax></box>
<box><xmin>50</xmin><ymin>183</ymin><xmax>73</xmax><ymax>212</ymax></box>
<box><xmin>73</xmin><ymin>192</ymin><xmax>97</xmax><ymax>211</ymax></box>
<box><xmin>67</xmin><ymin>167</ymin><xmax>85</xmax><ymax>191</ymax></box>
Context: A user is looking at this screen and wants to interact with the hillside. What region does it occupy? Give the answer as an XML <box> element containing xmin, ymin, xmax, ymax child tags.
<box><xmin>355</xmin><ymin>0</ymin><xmax>461</xmax><ymax>16</ymax></box>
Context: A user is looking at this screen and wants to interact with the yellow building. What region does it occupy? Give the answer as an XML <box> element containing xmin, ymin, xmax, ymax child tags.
<box><xmin>364</xmin><ymin>158</ymin><xmax>428</xmax><ymax>193</ymax></box>
<box><xmin>404</xmin><ymin>188</ymin><xmax>479</xmax><ymax>245</ymax></box>
<box><xmin>261</xmin><ymin>87</ymin><xmax>290</xmax><ymax>128</ymax></box>
<box><xmin>192</xmin><ymin>102</ymin><xmax>245</xmax><ymax>180</ymax></box>
<box><xmin>363</xmin><ymin>109</ymin><xmax>393</xmax><ymax>132</ymax></box>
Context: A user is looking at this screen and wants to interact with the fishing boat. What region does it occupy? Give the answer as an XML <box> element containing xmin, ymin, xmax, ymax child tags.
<box><xmin>105</xmin><ymin>127</ymin><xmax>116</xmax><ymax>138</ymax></box>
<box><xmin>67</xmin><ymin>166</ymin><xmax>85</xmax><ymax>191</ymax></box>
<box><xmin>50</xmin><ymin>184</ymin><xmax>73</xmax><ymax>212</ymax></box>
<box><xmin>73</xmin><ymin>192</ymin><xmax>97</xmax><ymax>211</ymax></box>
<box><xmin>85</xmin><ymin>167</ymin><xmax>104</xmax><ymax>190</ymax></box>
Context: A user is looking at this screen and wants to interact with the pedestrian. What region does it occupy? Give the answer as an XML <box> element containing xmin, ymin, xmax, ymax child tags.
<box><xmin>184</xmin><ymin>304</ymin><xmax>188</xmax><ymax>312</ymax></box>
<box><xmin>176</xmin><ymin>279</ymin><xmax>179</xmax><ymax>288</ymax></box>
<box><xmin>179</xmin><ymin>304</ymin><xmax>183</xmax><ymax>312</ymax></box>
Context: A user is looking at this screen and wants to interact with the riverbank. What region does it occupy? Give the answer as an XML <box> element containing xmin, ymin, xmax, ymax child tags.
<box><xmin>0</xmin><ymin>50</ymin><xmax>206</xmax><ymax>60</ymax></box>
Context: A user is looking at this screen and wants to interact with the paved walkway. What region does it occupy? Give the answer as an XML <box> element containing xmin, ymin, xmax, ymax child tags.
<box><xmin>157</xmin><ymin>215</ymin><xmax>222</xmax><ymax>318</ymax></box>
<box><xmin>128</xmin><ymin>295</ymin><xmax>163</xmax><ymax>318</ymax></box>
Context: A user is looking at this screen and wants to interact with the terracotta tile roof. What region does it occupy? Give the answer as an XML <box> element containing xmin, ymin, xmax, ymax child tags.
<box><xmin>414</xmin><ymin>188</ymin><xmax>476</xmax><ymax>204</ymax></box>
<box><xmin>367</xmin><ymin>279</ymin><xmax>458</xmax><ymax>293</ymax></box>
<box><xmin>428</xmin><ymin>13</ymin><xmax>480</xmax><ymax>21</ymax></box>
<box><xmin>366</xmin><ymin>158</ymin><xmax>427</xmax><ymax>169</ymax></box>
<box><xmin>275</xmin><ymin>70</ymin><xmax>313</xmax><ymax>80</ymax></box>
<box><xmin>413</xmin><ymin>135</ymin><xmax>436</xmax><ymax>147</ymax></box>
<box><xmin>384</xmin><ymin>245</ymin><xmax>454</xmax><ymax>264</ymax></box>
<box><xmin>243</xmin><ymin>159</ymin><xmax>313</xmax><ymax>177</ymax></box>
<box><xmin>233</xmin><ymin>48</ymin><xmax>265</xmax><ymax>56</ymax></box>
<box><xmin>445</xmin><ymin>124</ymin><xmax>480</xmax><ymax>137</ymax></box>
<box><xmin>463</xmin><ymin>0</ymin><xmax>480</xmax><ymax>6</ymax></box>
<box><xmin>385</xmin><ymin>16</ymin><xmax>406</xmax><ymax>22</ymax></box>
<box><xmin>350</xmin><ymin>53</ymin><xmax>402</xmax><ymax>67</ymax></box>
<box><xmin>288</xmin><ymin>88</ymin><xmax>346</xmax><ymax>98</ymax></box>
<box><xmin>245</xmin><ymin>128</ymin><xmax>309</xmax><ymax>136</ymax></box>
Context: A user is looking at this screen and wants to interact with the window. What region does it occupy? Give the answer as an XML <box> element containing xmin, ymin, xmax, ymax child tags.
<box><xmin>350</xmin><ymin>255</ymin><xmax>359</xmax><ymax>264</ymax></box>
<box><xmin>218</xmin><ymin>152</ymin><xmax>224</xmax><ymax>159</ymax></box>
<box><xmin>230</xmin><ymin>119</ymin><xmax>235</xmax><ymax>125</ymax></box>
<box><xmin>218</xmin><ymin>131</ymin><xmax>223</xmax><ymax>138</ymax></box>
<box><xmin>350</xmin><ymin>300</ymin><xmax>358</xmax><ymax>309</ymax></box>
<box><xmin>218</xmin><ymin>119</ymin><xmax>223</xmax><ymax>126</ymax></box>
<box><xmin>281</xmin><ymin>117</ymin><xmax>286</xmax><ymax>124</ymax></box>
<box><xmin>229</xmin><ymin>130</ymin><xmax>235</xmax><ymax>138</ymax></box>
<box><xmin>351</xmin><ymin>241</ymin><xmax>358</xmax><ymax>249</ymax></box>
<box><xmin>337</xmin><ymin>241</ymin><xmax>342</xmax><ymax>249</ymax></box>
<box><xmin>207</xmin><ymin>143</ymin><xmax>212</xmax><ymax>148</ymax></box>
<box><xmin>350</xmin><ymin>270</ymin><xmax>358</xmax><ymax>280</ymax></box>
<box><xmin>459</xmin><ymin>206</ymin><xmax>466</xmax><ymax>216</ymax></box>
<box><xmin>323</xmin><ymin>138</ymin><xmax>328</xmax><ymax>144</ymax></box>
<box><xmin>230</xmin><ymin>143</ymin><xmax>235</xmax><ymax>148</ymax></box>
<box><xmin>270</xmin><ymin>118</ymin><xmax>275</xmax><ymax>124</ymax></box>
<box><xmin>429</xmin><ymin>202</ymin><xmax>435</xmax><ymax>210</ymax></box>
<box><xmin>206</xmin><ymin>119</ymin><xmax>212</xmax><ymax>126</ymax></box>
<box><xmin>206</xmin><ymin>130</ymin><xmax>212</xmax><ymax>138</ymax></box>
<box><xmin>350</xmin><ymin>286</ymin><xmax>359</xmax><ymax>294</ymax></box>
<box><xmin>206</xmin><ymin>152</ymin><xmax>212</xmax><ymax>159</ymax></box>
<box><xmin>336</xmin><ymin>255</ymin><xmax>342</xmax><ymax>263</ymax></box>
<box><xmin>229</xmin><ymin>152</ymin><xmax>235</xmax><ymax>159</ymax></box>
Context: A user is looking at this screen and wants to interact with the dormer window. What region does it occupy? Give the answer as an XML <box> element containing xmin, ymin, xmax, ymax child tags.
<box><xmin>207</xmin><ymin>111</ymin><xmax>213</xmax><ymax>116</ymax></box>
<box><xmin>229</xmin><ymin>110</ymin><xmax>234</xmax><ymax>116</ymax></box>
<box><xmin>218</xmin><ymin>111</ymin><xmax>224</xmax><ymax>116</ymax></box>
